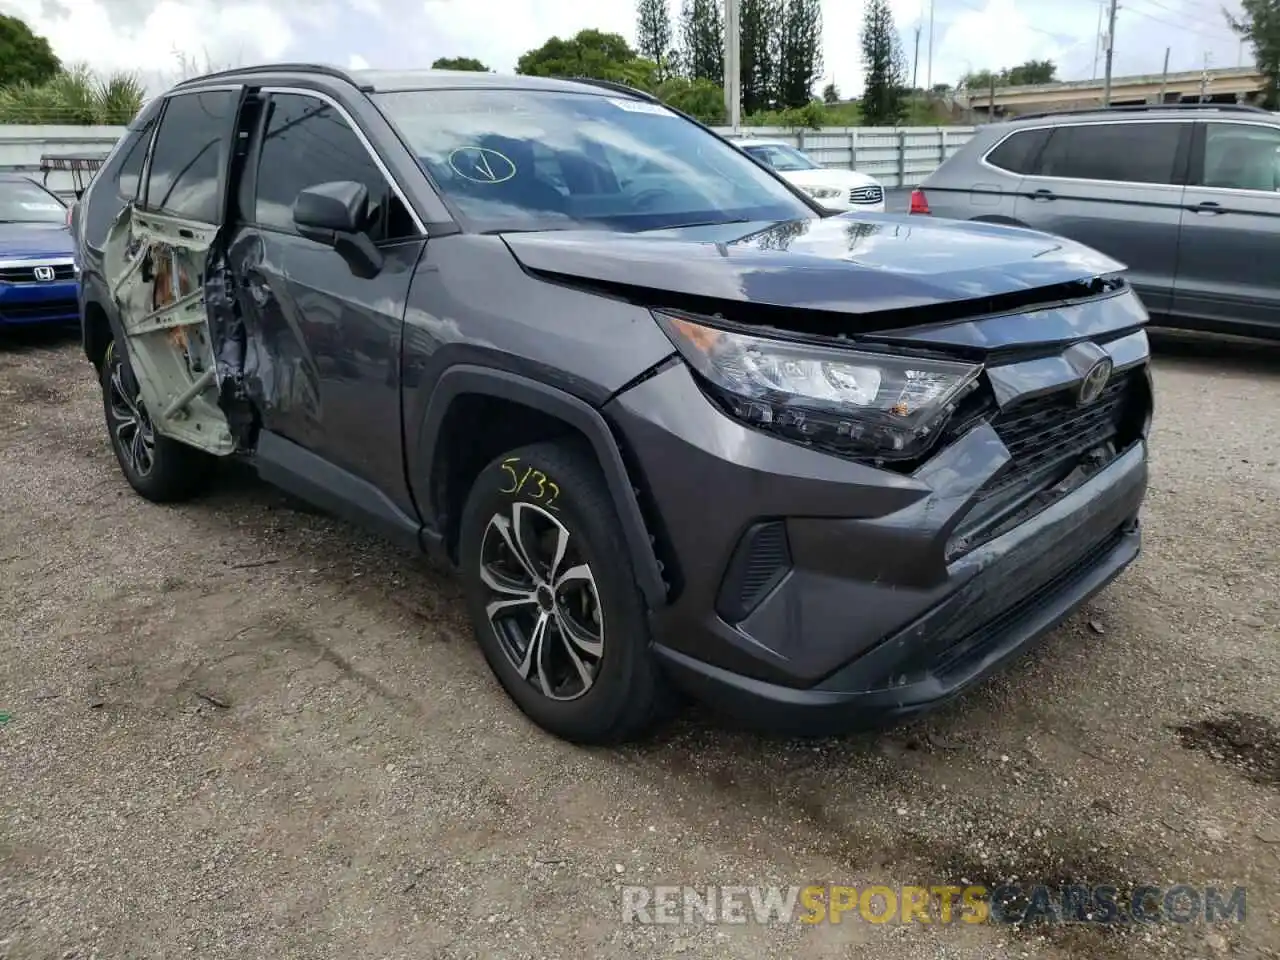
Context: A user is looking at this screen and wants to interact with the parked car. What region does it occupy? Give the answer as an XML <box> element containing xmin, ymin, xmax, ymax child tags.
<box><xmin>727</xmin><ymin>136</ymin><xmax>886</xmax><ymax>212</ymax></box>
<box><xmin>0</xmin><ymin>173</ymin><xmax>78</xmax><ymax>329</ymax></box>
<box><xmin>73</xmin><ymin>66</ymin><xmax>1152</xmax><ymax>744</ymax></box>
<box><xmin>912</xmin><ymin>102</ymin><xmax>1280</xmax><ymax>341</ymax></box>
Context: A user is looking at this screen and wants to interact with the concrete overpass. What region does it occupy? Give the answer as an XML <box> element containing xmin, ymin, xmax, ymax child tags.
<box><xmin>956</xmin><ymin>66</ymin><xmax>1266</xmax><ymax>119</ymax></box>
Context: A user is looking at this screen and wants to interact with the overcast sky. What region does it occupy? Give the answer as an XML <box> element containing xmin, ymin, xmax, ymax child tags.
<box><xmin>0</xmin><ymin>0</ymin><xmax>1254</xmax><ymax>97</ymax></box>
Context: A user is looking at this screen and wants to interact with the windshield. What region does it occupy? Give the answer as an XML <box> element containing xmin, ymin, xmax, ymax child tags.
<box><xmin>740</xmin><ymin>143</ymin><xmax>820</xmax><ymax>172</ymax></box>
<box><xmin>374</xmin><ymin>88</ymin><xmax>815</xmax><ymax>232</ymax></box>
<box><xmin>0</xmin><ymin>180</ymin><xmax>67</xmax><ymax>223</ymax></box>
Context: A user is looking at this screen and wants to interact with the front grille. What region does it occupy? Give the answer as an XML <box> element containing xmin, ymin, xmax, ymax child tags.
<box><xmin>849</xmin><ymin>184</ymin><xmax>884</xmax><ymax>205</ymax></box>
<box><xmin>0</xmin><ymin>263</ymin><xmax>76</xmax><ymax>283</ymax></box>
<box><xmin>984</xmin><ymin>371</ymin><xmax>1135</xmax><ymax>498</ymax></box>
<box><xmin>931</xmin><ymin>524</ymin><xmax>1128</xmax><ymax>677</ymax></box>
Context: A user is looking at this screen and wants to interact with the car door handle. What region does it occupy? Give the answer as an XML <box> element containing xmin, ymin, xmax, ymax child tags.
<box><xmin>1192</xmin><ymin>201</ymin><xmax>1223</xmax><ymax>215</ymax></box>
<box><xmin>1029</xmin><ymin>189</ymin><xmax>1054</xmax><ymax>202</ymax></box>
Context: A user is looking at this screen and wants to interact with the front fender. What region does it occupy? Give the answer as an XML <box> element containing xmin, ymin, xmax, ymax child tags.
<box><xmin>413</xmin><ymin>364</ymin><xmax>669</xmax><ymax>609</ymax></box>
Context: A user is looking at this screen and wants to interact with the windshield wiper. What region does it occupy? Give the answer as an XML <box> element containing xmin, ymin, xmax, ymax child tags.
<box><xmin>641</xmin><ymin>217</ymin><xmax>759</xmax><ymax>231</ymax></box>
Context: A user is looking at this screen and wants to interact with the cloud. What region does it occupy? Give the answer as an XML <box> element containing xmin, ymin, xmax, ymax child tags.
<box><xmin>348</xmin><ymin>53</ymin><xmax>371</xmax><ymax>69</ymax></box>
<box><xmin>0</xmin><ymin>0</ymin><xmax>1256</xmax><ymax>100</ymax></box>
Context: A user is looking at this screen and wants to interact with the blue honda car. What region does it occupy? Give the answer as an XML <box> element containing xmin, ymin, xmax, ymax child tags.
<box><xmin>0</xmin><ymin>173</ymin><xmax>78</xmax><ymax>329</ymax></box>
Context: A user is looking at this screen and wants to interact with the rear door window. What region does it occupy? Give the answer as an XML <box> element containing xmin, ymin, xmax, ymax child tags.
<box><xmin>141</xmin><ymin>89</ymin><xmax>239</xmax><ymax>223</ymax></box>
<box><xmin>984</xmin><ymin>128</ymin><xmax>1051</xmax><ymax>174</ymax></box>
<box><xmin>1033</xmin><ymin>122</ymin><xmax>1185</xmax><ymax>184</ymax></box>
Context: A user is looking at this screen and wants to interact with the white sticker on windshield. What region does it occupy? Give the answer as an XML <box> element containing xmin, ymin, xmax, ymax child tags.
<box><xmin>608</xmin><ymin>97</ymin><xmax>674</xmax><ymax>117</ymax></box>
<box><xmin>19</xmin><ymin>201</ymin><xmax>62</xmax><ymax>212</ymax></box>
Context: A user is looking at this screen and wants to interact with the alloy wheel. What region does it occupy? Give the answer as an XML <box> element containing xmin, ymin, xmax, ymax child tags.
<box><xmin>478</xmin><ymin>500</ymin><xmax>605</xmax><ymax>701</ymax></box>
<box><xmin>106</xmin><ymin>350</ymin><xmax>156</xmax><ymax>477</ymax></box>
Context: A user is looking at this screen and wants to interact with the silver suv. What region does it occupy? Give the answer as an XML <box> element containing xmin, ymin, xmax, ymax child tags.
<box><xmin>913</xmin><ymin>103</ymin><xmax>1280</xmax><ymax>341</ymax></box>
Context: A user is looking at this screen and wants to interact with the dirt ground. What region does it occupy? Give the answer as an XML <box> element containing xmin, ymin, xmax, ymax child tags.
<box><xmin>1</xmin><ymin>329</ymin><xmax>1277</xmax><ymax>960</ymax></box>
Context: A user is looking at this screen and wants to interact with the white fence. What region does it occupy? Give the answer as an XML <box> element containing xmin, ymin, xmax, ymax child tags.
<box><xmin>712</xmin><ymin>126</ymin><xmax>975</xmax><ymax>188</ymax></box>
<box><xmin>0</xmin><ymin>125</ymin><xmax>124</xmax><ymax>198</ymax></box>
<box><xmin>0</xmin><ymin>123</ymin><xmax>972</xmax><ymax>197</ymax></box>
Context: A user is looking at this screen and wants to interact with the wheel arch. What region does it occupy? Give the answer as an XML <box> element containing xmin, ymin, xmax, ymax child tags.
<box><xmin>416</xmin><ymin>365</ymin><xmax>668</xmax><ymax>609</ymax></box>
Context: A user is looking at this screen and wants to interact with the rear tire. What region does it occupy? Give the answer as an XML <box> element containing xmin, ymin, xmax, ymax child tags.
<box><xmin>100</xmin><ymin>339</ymin><xmax>213</xmax><ymax>503</ymax></box>
<box><xmin>458</xmin><ymin>439</ymin><xmax>672</xmax><ymax>744</ymax></box>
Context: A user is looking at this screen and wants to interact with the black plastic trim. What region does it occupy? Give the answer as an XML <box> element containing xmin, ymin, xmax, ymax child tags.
<box><xmin>715</xmin><ymin>521</ymin><xmax>792</xmax><ymax>623</ymax></box>
<box><xmin>417</xmin><ymin>365</ymin><xmax>668</xmax><ymax>608</ymax></box>
<box><xmin>255</xmin><ymin>429</ymin><xmax>423</xmax><ymax>553</ymax></box>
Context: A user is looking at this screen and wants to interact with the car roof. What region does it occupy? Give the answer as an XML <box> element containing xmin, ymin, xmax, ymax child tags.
<box><xmin>992</xmin><ymin>102</ymin><xmax>1276</xmax><ymax>129</ymax></box>
<box><xmin>0</xmin><ymin>172</ymin><xmax>38</xmax><ymax>182</ymax></box>
<box><xmin>728</xmin><ymin>136</ymin><xmax>793</xmax><ymax>147</ymax></box>
<box><xmin>172</xmin><ymin>62</ymin><xmax>653</xmax><ymax>100</ymax></box>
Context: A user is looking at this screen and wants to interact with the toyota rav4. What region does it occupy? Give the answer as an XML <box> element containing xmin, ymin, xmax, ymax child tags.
<box><xmin>73</xmin><ymin>65</ymin><xmax>1152</xmax><ymax>743</ymax></box>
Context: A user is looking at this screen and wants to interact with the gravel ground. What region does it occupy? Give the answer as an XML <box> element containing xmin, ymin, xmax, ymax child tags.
<box><xmin>1</xmin><ymin>329</ymin><xmax>1278</xmax><ymax>960</ymax></box>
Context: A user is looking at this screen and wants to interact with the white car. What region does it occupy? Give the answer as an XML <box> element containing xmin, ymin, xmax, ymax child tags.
<box><xmin>728</xmin><ymin>137</ymin><xmax>886</xmax><ymax>213</ymax></box>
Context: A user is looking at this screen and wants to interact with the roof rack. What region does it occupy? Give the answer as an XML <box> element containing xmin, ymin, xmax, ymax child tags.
<box><xmin>563</xmin><ymin>76</ymin><xmax>661</xmax><ymax>103</ymax></box>
<box><xmin>1009</xmin><ymin>101</ymin><xmax>1270</xmax><ymax>122</ymax></box>
<box><xmin>173</xmin><ymin>62</ymin><xmax>367</xmax><ymax>91</ymax></box>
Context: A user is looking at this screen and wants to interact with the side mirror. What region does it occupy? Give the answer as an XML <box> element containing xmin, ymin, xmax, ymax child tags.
<box><xmin>292</xmin><ymin>180</ymin><xmax>384</xmax><ymax>279</ymax></box>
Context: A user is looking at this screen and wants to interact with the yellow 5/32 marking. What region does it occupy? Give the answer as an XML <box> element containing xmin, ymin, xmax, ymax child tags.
<box><xmin>498</xmin><ymin>457</ymin><xmax>561</xmax><ymax>510</ymax></box>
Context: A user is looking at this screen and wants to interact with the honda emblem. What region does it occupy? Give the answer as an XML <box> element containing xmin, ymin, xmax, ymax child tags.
<box><xmin>33</xmin><ymin>265</ymin><xmax>55</xmax><ymax>281</ymax></box>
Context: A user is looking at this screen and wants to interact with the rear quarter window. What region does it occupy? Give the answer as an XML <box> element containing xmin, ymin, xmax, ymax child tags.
<box><xmin>983</xmin><ymin>128</ymin><xmax>1051</xmax><ymax>174</ymax></box>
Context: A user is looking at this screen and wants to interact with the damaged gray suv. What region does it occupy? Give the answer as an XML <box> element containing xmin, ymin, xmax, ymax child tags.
<box><xmin>74</xmin><ymin>65</ymin><xmax>1153</xmax><ymax>743</ymax></box>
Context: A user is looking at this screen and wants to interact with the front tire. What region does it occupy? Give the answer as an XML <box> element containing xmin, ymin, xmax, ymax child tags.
<box><xmin>100</xmin><ymin>340</ymin><xmax>212</xmax><ymax>503</ymax></box>
<box><xmin>458</xmin><ymin>439</ymin><xmax>672</xmax><ymax>744</ymax></box>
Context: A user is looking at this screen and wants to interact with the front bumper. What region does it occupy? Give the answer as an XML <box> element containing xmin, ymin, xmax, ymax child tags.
<box><xmin>0</xmin><ymin>278</ymin><xmax>79</xmax><ymax>326</ymax></box>
<box><xmin>605</xmin><ymin>340</ymin><xmax>1149</xmax><ymax>735</ymax></box>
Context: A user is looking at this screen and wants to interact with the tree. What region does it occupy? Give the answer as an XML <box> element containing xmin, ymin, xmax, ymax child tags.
<box><xmin>961</xmin><ymin>60</ymin><xmax>1056</xmax><ymax>90</ymax></box>
<box><xmin>739</xmin><ymin>0</ymin><xmax>782</xmax><ymax>113</ymax></box>
<box><xmin>679</xmin><ymin>0</ymin><xmax>723</xmax><ymax>82</ymax></box>
<box><xmin>776</xmin><ymin>0</ymin><xmax>823</xmax><ymax>109</ymax></box>
<box><xmin>860</xmin><ymin>0</ymin><xmax>907</xmax><ymax>125</ymax></box>
<box><xmin>0</xmin><ymin>14</ymin><xmax>60</xmax><ymax>88</ymax></box>
<box><xmin>1006</xmin><ymin>59</ymin><xmax>1056</xmax><ymax>85</ymax></box>
<box><xmin>657</xmin><ymin>76</ymin><xmax>725</xmax><ymax>123</ymax></box>
<box><xmin>432</xmin><ymin>56</ymin><xmax>490</xmax><ymax>71</ymax></box>
<box><xmin>1227</xmin><ymin>0</ymin><xmax>1280</xmax><ymax>109</ymax></box>
<box><xmin>636</xmin><ymin>0</ymin><xmax>675</xmax><ymax>80</ymax></box>
<box><xmin>822</xmin><ymin>81</ymin><xmax>840</xmax><ymax>103</ymax></box>
<box><xmin>516</xmin><ymin>29</ymin><xmax>657</xmax><ymax>89</ymax></box>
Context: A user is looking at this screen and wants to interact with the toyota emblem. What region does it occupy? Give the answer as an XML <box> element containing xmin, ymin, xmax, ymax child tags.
<box><xmin>1077</xmin><ymin>357</ymin><xmax>1113</xmax><ymax>405</ymax></box>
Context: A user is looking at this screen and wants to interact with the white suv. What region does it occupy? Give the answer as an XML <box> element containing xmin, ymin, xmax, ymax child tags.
<box><xmin>729</xmin><ymin>136</ymin><xmax>886</xmax><ymax>213</ymax></box>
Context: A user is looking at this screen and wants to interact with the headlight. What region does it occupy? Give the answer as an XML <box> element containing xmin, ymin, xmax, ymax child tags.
<box><xmin>801</xmin><ymin>185</ymin><xmax>842</xmax><ymax>200</ymax></box>
<box><xmin>657</xmin><ymin>312</ymin><xmax>983</xmax><ymax>462</ymax></box>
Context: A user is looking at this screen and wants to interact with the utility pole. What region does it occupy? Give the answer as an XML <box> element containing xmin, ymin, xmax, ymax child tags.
<box><xmin>1200</xmin><ymin>50</ymin><xmax>1211</xmax><ymax>102</ymax></box>
<box><xmin>1092</xmin><ymin>0</ymin><xmax>1104</xmax><ymax>79</ymax></box>
<box><xmin>1159</xmin><ymin>46</ymin><xmax>1169</xmax><ymax>103</ymax></box>
<box><xmin>926</xmin><ymin>0</ymin><xmax>935</xmax><ymax>91</ymax></box>
<box><xmin>1101</xmin><ymin>0</ymin><xmax>1119</xmax><ymax>107</ymax></box>
<box><xmin>913</xmin><ymin>25</ymin><xmax>921</xmax><ymax>91</ymax></box>
<box><xmin>723</xmin><ymin>0</ymin><xmax>740</xmax><ymax>130</ymax></box>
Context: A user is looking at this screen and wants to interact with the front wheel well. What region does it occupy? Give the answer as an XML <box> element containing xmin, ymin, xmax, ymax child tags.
<box><xmin>431</xmin><ymin>394</ymin><xmax>583</xmax><ymax>562</ymax></box>
<box><xmin>83</xmin><ymin>300</ymin><xmax>113</xmax><ymax>371</ymax></box>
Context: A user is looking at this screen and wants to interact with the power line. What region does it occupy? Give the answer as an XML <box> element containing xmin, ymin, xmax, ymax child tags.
<box><xmin>1119</xmin><ymin>1</ymin><xmax>1240</xmax><ymax>44</ymax></box>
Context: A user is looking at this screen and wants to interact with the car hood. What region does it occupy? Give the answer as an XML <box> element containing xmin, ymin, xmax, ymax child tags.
<box><xmin>780</xmin><ymin>168</ymin><xmax>879</xmax><ymax>189</ymax></box>
<box><xmin>501</xmin><ymin>215</ymin><xmax>1128</xmax><ymax>316</ymax></box>
<box><xmin>0</xmin><ymin>222</ymin><xmax>73</xmax><ymax>259</ymax></box>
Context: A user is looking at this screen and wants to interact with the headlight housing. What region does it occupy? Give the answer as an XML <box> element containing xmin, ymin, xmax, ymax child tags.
<box><xmin>657</xmin><ymin>312</ymin><xmax>983</xmax><ymax>463</ymax></box>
